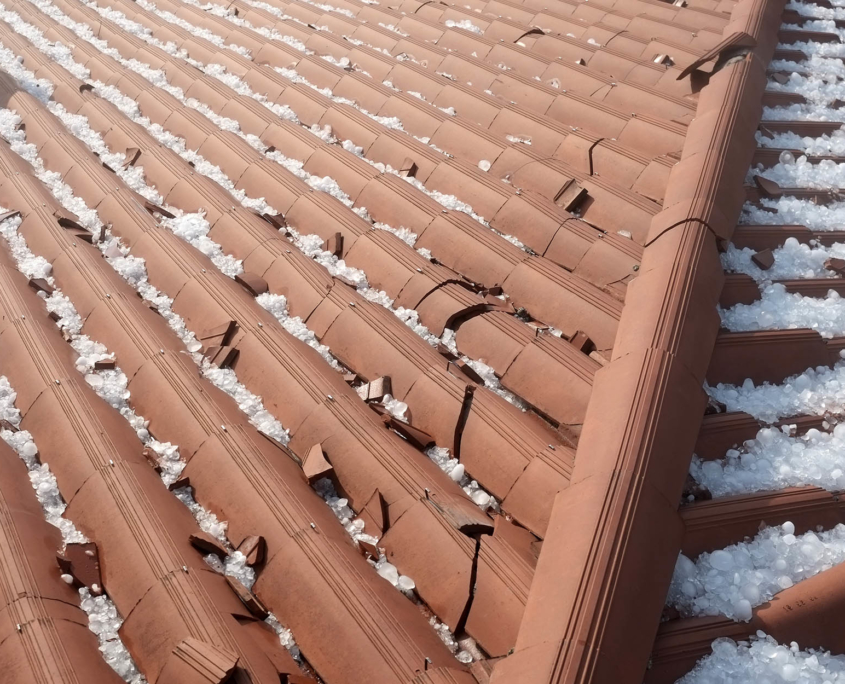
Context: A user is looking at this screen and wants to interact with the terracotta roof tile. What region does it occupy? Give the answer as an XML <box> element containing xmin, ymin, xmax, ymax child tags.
<box><xmin>0</xmin><ymin>0</ymin><xmax>839</xmax><ymax>680</ymax></box>
<box><xmin>0</xmin><ymin>436</ymin><xmax>126</xmax><ymax>684</ymax></box>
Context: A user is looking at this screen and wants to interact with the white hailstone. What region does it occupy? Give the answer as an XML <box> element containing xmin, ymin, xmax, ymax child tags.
<box><xmin>396</xmin><ymin>575</ymin><xmax>416</xmax><ymax>592</ymax></box>
<box><xmin>381</xmin><ymin>394</ymin><xmax>409</xmax><ymax>421</ymax></box>
<box><xmin>376</xmin><ymin>561</ymin><xmax>400</xmax><ymax>586</ymax></box>
<box><xmin>0</xmin><ymin>0</ymin><xmax>508</xmax><ymax>657</ymax></box>
<box><xmin>695</xmin><ymin>421</ymin><xmax>845</xmax><ymax>497</ymax></box>
<box><xmin>733</xmin><ymin>599</ymin><xmax>753</xmax><ymax>621</ymax></box>
<box><xmin>449</xmin><ymin>463</ymin><xmax>465</xmax><ymax>482</ymax></box>
<box><xmin>679</xmin><ymin>633</ymin><xmax>845</xmax><ymax>684</ymax></box>
<box><xmin>709</xmin><ymin>549</ymin><xmax>734</xmax><ymax>571</ymax></box>
<box><xmin>85</xmin><ymin>373</ymin><xmax>103</xmax><ymax>389</ymax></box>
<box><xmin>720</xmin><ymin>283</ymin><xmax>845</xmax><ymax>339</ymax></box>
<box><xmin>22</xmin><ymin>0</ymin><xmax>530</xmax><ymax>417</ymax></box>
<box><xmin>471</xmin><ymin>490</ymin><xmax>491</xmax><ymax>507</ymax></box>
<box><xmin>667</xmin><ymin>523</ymin><xmax>845</xmax><ymax>621</ymax></box>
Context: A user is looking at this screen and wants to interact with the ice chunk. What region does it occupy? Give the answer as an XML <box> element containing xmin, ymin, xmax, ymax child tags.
<box><xmin>679</xmin><ymin>633</ymin><xmax>845</xmax><ymax>684</ymax></box>
<box><xmin>667</xmin><ymin>522</ymin><xmax>845</xmax><ymax>620</ymax></box>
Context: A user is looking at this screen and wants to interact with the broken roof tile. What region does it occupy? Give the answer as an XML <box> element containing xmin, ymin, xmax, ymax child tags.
<box><xmin>0</xmin><ymin>0</ymin><xmax>825</xmax><ymax>680</ymax></box>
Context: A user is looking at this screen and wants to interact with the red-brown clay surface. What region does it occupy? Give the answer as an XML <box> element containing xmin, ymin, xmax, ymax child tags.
<box><xmin>0</xmin><ymin>0</ymin><xmax>838</xmax><ymax>680</ymax></box>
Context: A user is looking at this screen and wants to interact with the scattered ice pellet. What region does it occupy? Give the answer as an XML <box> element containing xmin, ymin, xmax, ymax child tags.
<box><xmin>720</xmin><ymin>283</ymin><xmax>845</xmax><ymax>338</ymax></box>
<box><xmin>722</xmin><ymin>238</ymin><xmax>845</xmax><ymax>281</ymax></box>
<box><xmin>312</xmin><ymin>477</ymin><xmax>378</xmax><ymax>546</ymax></box>
<box><xmin>690</xmin><ymin>423</ymin><xmax>845</xmax><ymax>496</ymax></box>
<box><xmin>0</xmin><ymin>0</ymin><xmax>537</xmax><ymax>666</ymax></box>
<box><xmin>424</xmin><ymin>445</ymin><xmax>497</xmax><ymax>511</ymax></box>
<box><xmin>471</xmin><ymin>490</ymin><xmax>491</xmax><ymax>507</ymax></box>
<box><xmin>708</xmin><ymin>358</ymin><xmax>845</xmax><ymax>422</ymax></box>
<box><xmin>20</xmin><ymin>0</ymin><xmax>532</xmax><ymax>417</ymax></box>
<box><xmin>444</xmin><ymin>18</ymin><xmax>483</xmax><ymax>34</ymax></box>
<box><xmin>381</xmin><ymin>394</ymin><xmax>409</xmax><ymax>421</ymax></box>
<box><xmin>679</xmin><ymin>632</ymin><xmax>845</xmax><ymax>684</ymax></box>
<box><xmin>79</xmin><ymin>588</ymin><xmax>144</xmax><ymax>683</ymax></box>
<box><xmin>449</xmin><ymin>463</ymin><xmax>465</xmax><ymax>482</ymax></box>
<box><xmin>667</xmin><ymin>522</ymin><xmax>845</xmax><ymax>620</ymax></box>
<box><xmin>376</xmin><ymin>559</ymin><xmax>400</xmax><ymax>585</ymax></box>
<box><xmin>397</xmin><ymin>575</ymin><xmax>416</xmax><ymax>592</ymax></box>
<box><xmin>0</xmin><ymin>372</ymin><xmax>142</xmax><ymax>684</ymax></box>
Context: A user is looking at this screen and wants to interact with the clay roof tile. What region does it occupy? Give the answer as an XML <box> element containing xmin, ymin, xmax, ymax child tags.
<box><xmin>1</xmin><ymin>0</ymin><xmax>828</xmax><ymax>679</ymax></box>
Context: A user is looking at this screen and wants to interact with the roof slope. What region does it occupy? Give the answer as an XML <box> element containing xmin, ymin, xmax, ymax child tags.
<box><xmin>0</xmin><ymin>0</ymin><xmax>837</xmax><ymax>680</ymax></box>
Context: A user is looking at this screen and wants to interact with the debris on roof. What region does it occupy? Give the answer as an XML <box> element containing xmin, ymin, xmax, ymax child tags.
<box><xmin>0</xmin><ymin>0</ymin><xmax>843</xmax><ymax>681</ymax></box>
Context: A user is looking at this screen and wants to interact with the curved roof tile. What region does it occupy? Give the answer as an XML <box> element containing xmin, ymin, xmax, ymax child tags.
<box><xmin>0</xmin><ymin>0</ymin><xmax>838</xmax><ymax>680</ymax></box>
